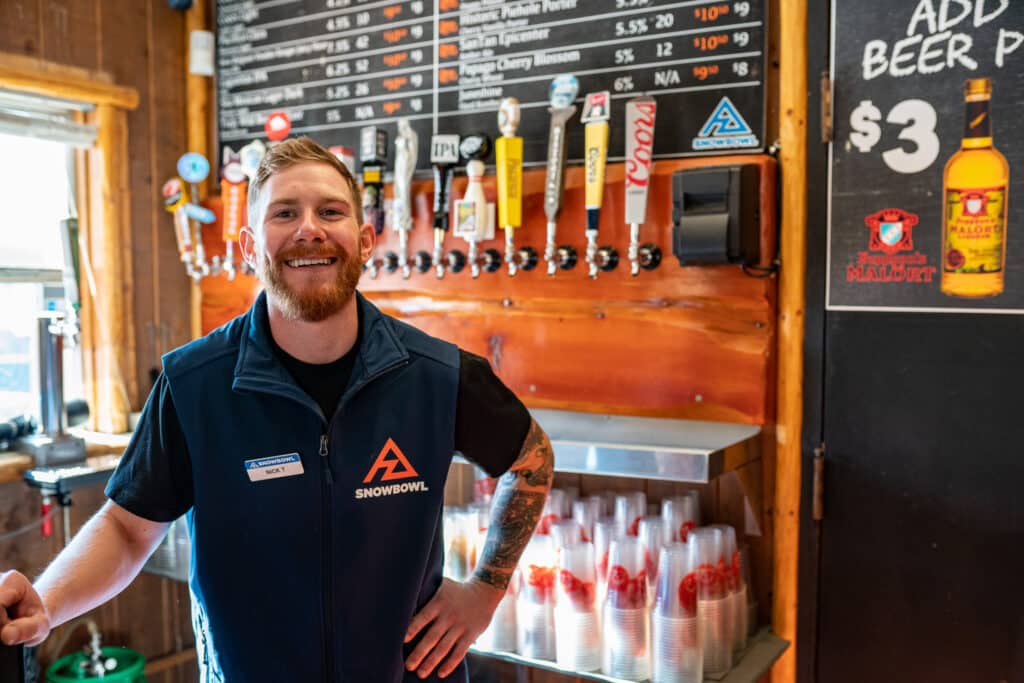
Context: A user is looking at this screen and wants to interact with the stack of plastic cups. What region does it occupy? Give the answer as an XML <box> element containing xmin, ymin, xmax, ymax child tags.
<box><xmin>563</xmin><ymin>486</ymin><xmax>580</xmax><ymax>508</ymax></box>
<box><xmin>516</xmin><ymin>535</ymin><xmax>557</xmax><ymax>660</ymax></box>
<box><xmin>593</xmin><ymin>517</ymin><xmax>621</xmax><ymax>616</ymax></box>
<box><xmin>652</xmin><ymin>543</ymin><xmax>702</xmax><ymax>683</ymax></box>
<box><xmin>573</xmin><ymin>498</ymin><xmax>601</xmax><ymax>543</ymax></box>
<box><xmin>443</xmin><ymin>506</ymin><xmax>473</xmax><ymax>581</ymax></box>
<box><xmin>538</xmin><ymin>488</ymin><xmax>568</xmax><ymax>535</ymax></box>
<box><xmin>601</xmin><ymin>537</ymin><xmax>650</xmax><ymax>681</ymax></box>
<box><xmin>710</xmin><ymin>524</ymin><xmax>746</xmax><ymax>655</ymax></box>
<box><xmin>550</xmin><ymin>518</ymin><xmax>584</xmax><ymax>555</ymax></box>
<box><xmin>690</xmin><ymin>527</ymin><xmax>732</xmax><ymax>676</ymax></box>
<box><xmin>662</xmin><ymin>492</ymin><xmax>701</xmax><ymax>543</ymax></box>
<box><xmin>473</xmin><ymin>465</ymin><xmax>496</xmax><ymax>503</ymax></box>
<box><xmin>739</xmin><ymin>543</ymin><xmax>756</xmax><ymax>639</ymax></box>
<box><xmin>614</xmin><ymin>491</ymin><xmax>646</xmax><ymax>537</ymax></box>
<box><xmin>477</xmin><ymin>569</ymin><xmax>517</xmax><ymax>652</ymax></box>
<box><xmin>555</xmin><ymin>542</ymin><xmax>601</xmax><ymax>671</ymax></box>
<box><xmin>638</xmin><ymin>516</ymin><xmax>669</xmax><ymax>604</ymax></box>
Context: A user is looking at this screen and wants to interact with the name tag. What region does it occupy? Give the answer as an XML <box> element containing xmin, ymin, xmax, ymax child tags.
<box><xmin>245</xmin><ymin>453</ymin><xmax>304</xmax><ymax>482</ymax></box>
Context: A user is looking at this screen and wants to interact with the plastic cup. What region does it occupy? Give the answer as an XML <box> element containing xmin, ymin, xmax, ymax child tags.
<box><xmin>550</xmin><ymin>518</ymin><xmax>584</xmax><ymax>553</ymax></box>
<box><xmin>593</xmin><ymin>516</ymin><xmax>621</xmax><ymax>613</ymax></box>
<box><xmin>473</xmin><ymin>465</ymin><xmax>496</xmax><ymax>504</ymax></box>
<box><xmin>689</xmin><ymin>527</ymin><xmax>732</xmax><ymax>675</ymax></box>
<box><xmin>477</xmin><ymin>587</ymin><xmax>517</xmax><ymax>652</ymax></box>
<box><xmin>639</xmin><ymin>516</ymin><xmax>669</xmax><ymax>597</ymax></box>
<box><xmin>443</xmin><ymin>506</ymin><xmax>473</xmax><ymax>581</ymax></box>
<box><xmin>614</xmin><ymin>491</ymin><xmax>646</xmax><ymax>537</ymax></box>
<box><xmin>651</xmin><ymin>544</ymin><xmax>702</xmax><ymax>683</ymax></box>
<box><xmin>662</xmin><ymin>492</ymin><xmax>701</xmax><ymax>543</ymax></box>
<box><xmin>602</xmin><ymin>605</ymin><xmax>650</xmax><ymax>680</ymax></box>
<box><xmin>517</xmin><ymin>535</ymin><xmax>556</xmax><ymax>660</ymax></box>
<box><xmin>555</xmin><ymin>543</ymin><xmax>601</xmax><ymax>671</ymax></box>
<box><xmin>538</xmin><ymin>488</ymin><xmax>568</xmax><ymax>535</ymax></box>
<box><xmin>573</xmin><ymin>498</ymin><xmax>601</xmax><ymax>543</ymax></box>
<box><xmin>711</xmin><ymin>524</ymin><xmax>745</xmax><ymax>654</ymax></box>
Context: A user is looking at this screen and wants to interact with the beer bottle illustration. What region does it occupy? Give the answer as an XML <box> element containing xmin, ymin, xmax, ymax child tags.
<box><xmin>941</xmin><ymin>77</ymin><xmax>1010</xmax><ymax>298</ymax></box>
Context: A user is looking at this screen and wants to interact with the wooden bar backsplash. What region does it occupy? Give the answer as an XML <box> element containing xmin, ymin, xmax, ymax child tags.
<box><xmin>201</xmin><ymin>155</ymin><xmax>777</xmax><ymax>424</ymax></box>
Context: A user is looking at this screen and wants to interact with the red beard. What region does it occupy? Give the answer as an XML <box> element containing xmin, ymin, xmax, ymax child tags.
<box><xmin>256</xmin><ymin>243</ymin><xmax>363</xmax><ymax>322</ymax></box>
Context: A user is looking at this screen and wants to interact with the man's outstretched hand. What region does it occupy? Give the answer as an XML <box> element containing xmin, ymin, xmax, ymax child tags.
<box><xmin>0</xmin><ymin>570</ymin><xmax>52</xmax><ymax>646</ymax></box>
<box><xmin>404</xmin><ymin>577</ymin><xmax>504</xmax><ymax>679</ymax></box>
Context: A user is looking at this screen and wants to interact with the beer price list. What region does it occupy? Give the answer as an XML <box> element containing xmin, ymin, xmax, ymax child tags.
<box><xmin>217</xmin><ymin>0</ymin><xmax>766</xmax><ymax>169</ymax></box>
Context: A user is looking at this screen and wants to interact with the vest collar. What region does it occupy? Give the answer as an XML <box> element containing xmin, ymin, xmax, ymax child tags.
<box><xmin>233</xmin><ymin>290</ymin><xmax>409</xmax><ymax>417</ymax></box>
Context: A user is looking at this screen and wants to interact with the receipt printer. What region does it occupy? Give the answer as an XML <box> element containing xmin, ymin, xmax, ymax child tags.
<box><xmin>671</xmin><ymin>165</ymin><xmax>760</xmax><ymax>266</ymax></box>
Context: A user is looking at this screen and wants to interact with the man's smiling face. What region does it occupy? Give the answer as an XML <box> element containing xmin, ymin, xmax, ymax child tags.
<box><xmin>241</xmin><ymin>161</ymin><xmax>374</xmax><ymax>322</ymax></box>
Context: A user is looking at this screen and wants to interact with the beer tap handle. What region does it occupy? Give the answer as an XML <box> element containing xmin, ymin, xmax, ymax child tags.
<box><xmin>624</xmin><ymin>96</ymin><xmax>658</xmax><ymax>277</ymax></box>
<box><xmin>430</xmin><ymin>134</ymin><xmax>460</xmax><ymax>279</ymax></box>
<box><xmin>581</xmin><ymin>91</ymin><xmax>611</xmax><ymax>279</ymax></box>
<box><xmin>543</xmin><ymin>75</ymin><xmax>580</xmax><ymax>276</ymax></box>
<box><xmin>394</xmin><ymin>119</ymin><xmax>418</xmax><ymax>279</ymax></box>
<box><xmin>220</xmin><ymin>148</ymin><xmax>247</xmax><ymax>281</ymax></box>
<box><xmin>455</xmin><ymin>134</ymin><xmax>493</xmax><ymax>279</ymax></box>
<box><xmin>496</xmin><ymin>98</ymin><xmax>523</xmax><ymax>276</ymax></box>
<box><xmin>178</xmin><ymin>152</ymin><xmax>212</xmax><ymax>279</ymax></box>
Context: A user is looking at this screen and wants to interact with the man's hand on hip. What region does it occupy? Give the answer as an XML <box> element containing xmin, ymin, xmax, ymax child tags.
<box><xmin>0</xmin><ymin>570</ymin><xmax>52</xmax><ymax>646</ymax></box>
<box><xmin>404</xmin><ymin>577</ymin><xmax>504</xmax><ymax>679</ymax></box>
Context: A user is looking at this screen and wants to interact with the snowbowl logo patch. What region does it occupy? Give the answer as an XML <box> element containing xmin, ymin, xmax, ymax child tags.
<box><xmin>693</xmin><ymin>97</ymin><xmax>759</xmax><ymax>150</ymax></box>
<box><xmin>355</xmin><ymin>438</ymin><xmax>430</xmax><ymax>500</ymax></box>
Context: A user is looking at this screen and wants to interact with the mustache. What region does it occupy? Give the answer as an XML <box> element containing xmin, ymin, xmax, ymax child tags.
<box><xmin>274</xmin><ymin>244</ymin><xmax>347</xmax><ymax>262</ymax></box>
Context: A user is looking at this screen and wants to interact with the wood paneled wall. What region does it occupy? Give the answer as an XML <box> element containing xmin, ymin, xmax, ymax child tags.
<box><xmin>0</xmin><ymin>0</ymin><xmax>194</xmax><ymax>407</ymax></box>
<box><xmin>0</xmin><ymin>2</ymin><xmax>195</xmax><ymax>681</ymax></box>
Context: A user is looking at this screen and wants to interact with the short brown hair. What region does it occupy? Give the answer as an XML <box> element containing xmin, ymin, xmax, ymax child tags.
<box><xmin>247</xmin><ymin>137</ymin><xmax>362</xmax><ymax>228</ymax></box>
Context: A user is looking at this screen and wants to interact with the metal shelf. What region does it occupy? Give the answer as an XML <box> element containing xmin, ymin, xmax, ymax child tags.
<box><xmin>468</xmin><ymin>628</ymin><xmax>788</xmax><ymax>683</ymax></box>
<box><xmin>455</xmin><ymin>408</ymin><xmax>761</xmax><ymax>483</ymax></box>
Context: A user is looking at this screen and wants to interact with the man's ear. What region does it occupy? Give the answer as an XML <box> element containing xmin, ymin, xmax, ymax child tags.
<box><xmin>359</xmin><ymin>221</ymin><xmax>376</xmax><ymax>263</ymax></box>
<box><xmin>239</xmin><ymin>226</ymin><xmax>258</xmax><ymax>267</ymax></box>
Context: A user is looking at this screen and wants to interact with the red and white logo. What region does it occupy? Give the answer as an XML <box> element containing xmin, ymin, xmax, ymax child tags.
<box><xmin>864</xmin><ymin>207</ymin><xmax>918</xmax><ymax>254</ymax></box>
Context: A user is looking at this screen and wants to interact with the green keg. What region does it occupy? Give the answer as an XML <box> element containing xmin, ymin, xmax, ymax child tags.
<box><xmin>46</xmin><ymin>646</ymin><xmax>145</xmax><ymax>682</ymax></box>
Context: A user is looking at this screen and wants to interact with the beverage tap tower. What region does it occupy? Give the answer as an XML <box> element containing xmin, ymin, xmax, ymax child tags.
<box><xmin>496</xmin><ymin>98</ymin><xmax>530</xmax><ymax>276</ymax></box>
<box><xmin>543</xmin><ymin>75</ymin><xmax>580</xmax><ymax>276</ymax></box>
<box><xmin>624</xmin><ymin>96</ymin><xmax>661</xmax><ymax>276</ymax></box>
<box><xmin>454</xmin><ymin>134</ymin><xmax>494</xmax><ymax>279</ymax></box>
<box><xmin>360</xmin><ymin>126</ymin><xmax>388</xmax><ymax>279</ymax></box>
<box><xmin>581</xmin><ymin>91</ymin><xmax>613</xmax><ymax>278</ymax></box>
<box><xmin>393</xmin><ymin>118</ymin><xmax>418</xmax><ymax>279</ymax></box>
<box><xmin>430</xmin><ymin>134</ymin><xmax>460</xmax><ymax>279</ymax></box>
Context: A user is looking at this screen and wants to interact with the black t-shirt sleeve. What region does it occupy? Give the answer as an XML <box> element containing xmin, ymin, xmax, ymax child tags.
<box><xmin>105</xmin><ymin>373</ymin><xmax>194</xmax><ymax>522</ymax></box>
<box><xmin>454</xmin><ymin>351</ymin><xmax>532</xmax><ymax>478</ymax></box>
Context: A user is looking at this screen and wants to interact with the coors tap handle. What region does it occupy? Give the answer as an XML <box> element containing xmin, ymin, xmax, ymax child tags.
<box><xmin>496</xmin><ymin>98</ymin><xmax>531</xmax><ymax>275</ymax></box>
<box><xmin>393</xmin><ymin>119</ymin><xmax>418</xmax><ymax>279</ymax></box>
<box><xmin>624</xmin><ymin>96</ymin><xmax>661</xmax><ymax>276</ymax></box>
<box><xmin>430</xmin><ymin>134</ymin><xmax>460</xmax><ymax>278</ymax></box>
<box><xmin>581</xmin><ymin>91</ymin><xmax>613</xmax><ymax>278</ymax></box>
<box><xmin>360</xmin><ymin>126</ymin><xmax>388</xmax><ymax>278</ymax></box>
<box><xmin>543</xmin><ymin>75</ymin><xmax>580</xmax><ymax>276</ymax></box>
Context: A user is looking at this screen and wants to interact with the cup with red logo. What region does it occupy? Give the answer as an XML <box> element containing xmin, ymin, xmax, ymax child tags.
<box><xmin>593</xmin><ymin>516</ymin><xmax>621</xmax><ymax>612</ymax></box>
<box><xmin>652</xmin><ymin>543</ymin><xmax>702</xmax><ymax>683</ymax></box>
<box><xmin>690</xmin><ymin>527</ymin><xmax>733</xmax><ymax>675</ymax></box>
<box><xmin>639</xmin><ymin>515</ymin><xmax>670</xmax><ymax>602</ymax></box>
<box><xmin>601</xmin><ymin>537</ymin><xmax>651</xmax><ymax>680</ymax></box>
<box><xmin>550</xmin><ymin>518</ymin><xmax>585</xmax><ymax>553</ymax></box>
<box><xmin>516</xmin><ymin>535</ymin><xmax>557</xmax><ymax>660</ymax></box>
<box><xmin>711</xmin><ymin>524</ymin><xmax>747</xmax><ymax>653</ymax></box>
<box><xmin>662</xmin><ymin>492</ymin><xmax>701</xmax><ymax>543</ymax></box>
<box><xmin>536</xmin><ymin>488</ymin><xmax>568</xmax><ymax>535</ymax></box>
<box><xmin>554</xmin><ymin>542</ymin><xmax>601</xmax><ymax>671</ymax></box>
<box><xmin>614</xmin><ymin>491</ymin><xmax>646</xmax><ymax>537</ymax></box>
<box><xmin>573</xmin><ymin>497</ymin><xmax>601</xmax><ymax>543</ymax></box>
<box><xmin>476</xmin><ymin>566</ymin><xmax>518</xmax><ymax>652</ymax></box>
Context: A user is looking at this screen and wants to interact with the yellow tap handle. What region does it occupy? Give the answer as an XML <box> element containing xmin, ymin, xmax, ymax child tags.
<box><xmin>584</xmin><ymin>119</ymin><xmax>610</xmax><ymax>229</ymax></box>
<box><xmin>496</xmin><ymin>135</ymin><xmax>523</xmax><ymax>230</ymax></box>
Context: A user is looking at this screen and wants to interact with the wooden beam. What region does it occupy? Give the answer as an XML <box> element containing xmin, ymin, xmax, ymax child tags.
<box><xmin>772</xmin><ymin>0</ymin><xmax>807</xmax><ymax>681</ymax></box>
<box><xmin>0</xmin><ymin>52</ymin><xmax>138</xmax><ymax>109</ymax></box>
<box><xmin>185</xmin><ymin>0</ymin><xmax>211</xmax><ymax>340</ymax></box>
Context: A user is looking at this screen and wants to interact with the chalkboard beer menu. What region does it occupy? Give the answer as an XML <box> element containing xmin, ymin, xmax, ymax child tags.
<box><xmin>217</xmin><ymin>0</ymin><xmax>766</xmax><ymax>169</ymax></box>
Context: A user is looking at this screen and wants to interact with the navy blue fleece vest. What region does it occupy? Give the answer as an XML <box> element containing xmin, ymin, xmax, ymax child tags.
<box><xmin>161</xmin><ymin>292</ymin><xmax>462</xmax><ymax>682</ymax></box>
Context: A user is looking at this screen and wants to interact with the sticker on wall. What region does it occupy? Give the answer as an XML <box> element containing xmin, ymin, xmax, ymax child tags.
<box><xmin>692</xmin><ymin>97</ymin><xmax>759</xmax><ymax>150</ymax></box>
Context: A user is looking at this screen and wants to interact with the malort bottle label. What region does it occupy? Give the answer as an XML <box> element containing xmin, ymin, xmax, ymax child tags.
<box><xmin>943</xmin><ymin>186</ymin><xmax>1006</xmax><ymax>273</ymax></box>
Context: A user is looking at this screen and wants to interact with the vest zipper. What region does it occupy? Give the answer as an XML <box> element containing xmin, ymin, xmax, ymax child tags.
<box><xmin>321</xmin><ymin>428</ymin><xmax>336</xmax><ymax>683</ymax></box>
<box><xmin>320</xmin><ymin>433</ymin><xmax>333</xmax><ymax>484</ymax></box>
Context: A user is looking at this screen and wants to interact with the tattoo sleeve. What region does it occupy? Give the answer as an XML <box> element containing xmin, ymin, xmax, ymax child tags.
<box><xmin>472</xmin><ymin>418</ymin><xmax>554</xmax><ymax>591</ymax></box>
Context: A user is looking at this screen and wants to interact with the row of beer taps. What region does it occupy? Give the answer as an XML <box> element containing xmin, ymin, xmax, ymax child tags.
<box><xmin>365</xmin><ymin>76</ymin><xmax>663</xmax><ymax>280</ymax></box>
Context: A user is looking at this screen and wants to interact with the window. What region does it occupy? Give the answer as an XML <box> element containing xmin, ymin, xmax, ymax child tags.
<box><xmin>0</xmin><ymin>132</ymin><xmax>84</xmax><ymax>421</ymax></box>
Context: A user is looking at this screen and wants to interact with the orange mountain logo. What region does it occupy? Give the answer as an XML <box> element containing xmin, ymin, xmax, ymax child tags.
<box><xmin>362</xmin><ymin>438</ymin><xmax>419</xmax><ymax>483</ymax></box>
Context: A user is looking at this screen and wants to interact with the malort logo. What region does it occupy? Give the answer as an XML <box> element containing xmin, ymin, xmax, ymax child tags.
<box><xmin>355</xmin><ymin>438</ymin><xmax>430</xmax><ymax>500</ymax></box>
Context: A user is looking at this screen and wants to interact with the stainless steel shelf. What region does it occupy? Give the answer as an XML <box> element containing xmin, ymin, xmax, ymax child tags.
<box><xmin>468</xmin><ymin>628</ymin><xmax>788</xmax><ymax>683</ymax></box>
<box><xmin>454</xmin><ymin>408</ymin><xmax>761</xmax><ymax>483</ymax></box>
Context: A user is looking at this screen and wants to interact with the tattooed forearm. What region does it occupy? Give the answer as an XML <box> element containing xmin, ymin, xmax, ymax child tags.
<box><xmin>472</xmin><ymin>420</ymin><xmax>553</xmax><ymax>591</ymax></box>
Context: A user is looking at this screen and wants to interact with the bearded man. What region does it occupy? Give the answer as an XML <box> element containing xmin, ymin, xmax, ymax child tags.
<box><xmin>0</xmin><ymin>137</ymin><xmax>553</xmax><ymax>682</ymax></box>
